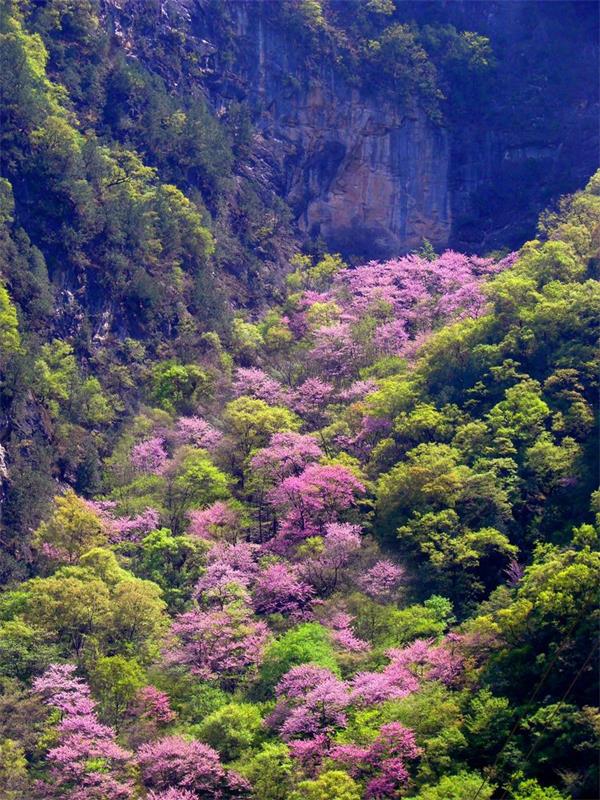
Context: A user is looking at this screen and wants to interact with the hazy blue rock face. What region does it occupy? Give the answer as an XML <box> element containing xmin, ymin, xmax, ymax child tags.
<box><xmin>103</xmin><ymin>0</ymin><xmax>599</xmax><ymax>258</ymax></box>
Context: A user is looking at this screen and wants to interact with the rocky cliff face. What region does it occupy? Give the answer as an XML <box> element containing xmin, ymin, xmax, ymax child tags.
<box><xmin>103</xmin><ymin>0</ymin><xmax>598</xmax><ymax>258</ymax></box>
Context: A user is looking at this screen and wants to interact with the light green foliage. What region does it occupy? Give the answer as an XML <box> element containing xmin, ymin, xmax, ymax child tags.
<box><xmin>108</xmin><ymin>577</ymin><xmax>167</xmax><ymax>661</ymax></box>
<box><xmin>151</xmin><ymin>361</ymin><xmax>214</xmax><ymax>413</ymax></box>
<box><xmin>509</xmin><ymin>779</ymin><xmax>568</xmax><ymax>800</ymax></box>
<box><xmin>515</xmin><ymin>546</ymin><xmax>600</xmax><ymax>628</ymax></box>
<box><xmin>486</xmin><ymin>380</ymin><xmax>551</xmax><ymax>451</ymax></box>
<box><xmin>0</xmin><ymin>618</ymin><xmax>60</xmax><ymax>681</ymax></box>
<box><xmin>133</xmin><ymin>528</ymin><xmax>207</xmax><ymax>611</ymax></box>
<box><xmin>166</xmin><ymin>448</ymin><xmax>230</xmax><ymax>534</ymax></box>
<box><xmin>33</xmin><ymin>490</ymin><xmax>107</xmax><ymax>564</ymax></box>
<box><xmin>260</xmin><ymin>310</ymin><xmax>294</xmax><ymax>352</ymax></box>
<box><xmin>196</xmin><ymin>702</ymin><xmax>264</xmax><ymax>761</ymax></box>
<box><xmin>74</xmin><ymin>377</ymin><xmax>116</xmax><ymax>426</ymax></box>
<box><xmin>292</xmin><ymin>770</ymin><xmax>361</xmax><ymax>800</ymax></box>
<box><xmin>231</xmin><ymin>317</ymin><xmax>264</xmax><ymax>359</ymax></box>
<box><xmin>414</xmin><ymin>771</ymin><xmax>494</xmax><ymax>800</ymax></box>
<box><xmin>0</xmin><ymin>738</ymin><xmax>28</xmax><ymax>800</ymax></box>
<box><xmin>287</xmin><ymin>253</ymin><xmax>345</xmax><ymax>291</ymax></box>
<box><xmin>0</xmin><ymin>282</ymin><xmax>20</xmax><ymax>363</ymax></box>
<box><xmin>260</xmin><ymin>623</ymin><xmax>339</xmax><ymax>690</ymax></box>
<box><xmin>19</xmin><ymin>558</ymin><xmax>166</xmax><ymax>663</ymax></box>
<box><xmin>168</xmin><ymin>678</ymin><xmax>229</xmax><ymax>722</ymax></box>
<box><xmin>241</xmin><ymin>743</ymin><xmax>295</xmax><ymax>800</ymax></box>
<box><xmin>33</xmin><ymin>340</ymin><xmax>78</xmax><ymax>416</ymax></box>
<box><xmin>347</xmin><ymin>593</ymin><xmax>454</xmax><ymax>648</ymax></box>
<box><xmin>223</xmin><ymin>396</ymin><xmax>300</xmax><ymax>458</ymax></box>
<box><xmin>23</xmin><ymin>570</ymin><xmax>112</xmax><ymax>660</ymax></box>
<box><xmin>79</xmin><ymin>548</ymin><xmax>130</xmax><ymax>585</ymax></box>
<box><xmin>90</xmin><ymin>655</ymin><xmax>145</xmax><ymax>727</ymax></box>
<box><xmin>464</xmin><ymin>689</ymin><xmax>512</xmax><ymax>756</ymax></box>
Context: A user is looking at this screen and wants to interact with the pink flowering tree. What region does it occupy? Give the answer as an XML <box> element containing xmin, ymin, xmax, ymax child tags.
<box><xmin>131</xmin><ymin>437</ymin><xmax>168</xmax><ymax>475</ymax></box>
<box><xmin>175</xmin><ymin>416</ymin><xmax>222</xmax><ymax>451</ymax></box>
<box><xmin>232</xmin><ymin>367</ymin><xmax>290</xmax><ymax>406</ymax></box>
<box><xmin>292</xmin><ymin>378</ymin><xmax>336</xmax><ymax>422</ymax></box>
<box><xmin>137</xmin><ymin>736</ymin><xmax>250</xmax><ymax>798</ymax></box>
<box><xmin>309</xmin><ymin>322</ymin><xmax>364</xmax><ymax>380</ymax></box>
<box><xmin>299</xmin><ymin>522</ymin><xmax>363</xmax><ymax>595</ymax></box>
<box><xmin>328</xmin><ymin>612</ymin><xmax>370</xmax><ymax>653</ymax></box>
<box><xmin>268</xmin><ymin>665</ymin><xmax>350</xmax><ymax>741</ymax></box>
<box><xmin>250</xmin><ymin>433</ymin><xmax>324</xmax><ymax>540</ymax></box>
<box><xmin>296</xmin><ymin>250</ymin><xmax>513</xmax><ymax>382</ymax></box>
<box><xmin>331</xmin><ymin>722</ymin><xmax>421</xmax><ymax>799</ymax></box>
<box><xmin>85</xmin><ymin>501</ymin><xmax>160</xmax><ymax>543</ymax></box>
<box><xmin>339</xmin><ymin>380</ymin><xmax>378</xmax><ymax>403</ymax></box>
<box><xmin>164</xmin><ymin>603</ymin><xmax>269</xmax><ymax>687</ymax></box>
<box><xmin>348</xmin><ymin>637</ymin><xmax>464</xmax><ymax>708</ymax></box>
<box><xmin>267</xmin><ymin>464</ymin><xmax>365</xmax><ymax>551</ymax></box>
<box><xmin>32</xmin><ymin>664</ymin><xmax>133</xmax><ymax>799</ymax></box>
<box><xmin>194</xmin><ymin>541</ymin><xmax>259</xmax><ymax>607</ymax></box>
<box><xmin>130</xmin><ymin>686</ymin><xmax>176</xmax><ymax>726</ymax></box>
<box><xmin>251</xmin><ymin>432</ymin><xmax>323</xmax><ymax>484</ymax></box>
<box><xmin>111</xmin><ymin>508</ymin><xmax>161</xmax><ymax>543</ymax></box>
<box><xmin>252</xmin><ymin>562</ymin><xmax>315</xmax><ymax>618</ymax></box>
<box><xmin>188</xmin><ymin>501</ymin><xmax>245</xmax><ymax>542</ymax></box>
<box><xmin>146</xmin><ymin>789</ymin><xmax>198</xmax><ymax>800</ymax></box>
<box><xmin>358</xmin><ymin>560</ymin><xmax>405</xmax><ymax>600</ymax></box>
<box><xmin>124</xmin><ymin>685</ymin><xmax>176</xmax><ymax>747</ymax></box>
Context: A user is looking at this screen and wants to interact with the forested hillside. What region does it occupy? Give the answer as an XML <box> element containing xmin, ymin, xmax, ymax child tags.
<box><xmin>0</xmin><ymin>1</ymin><xmax>599</xmax><ymax>799</ymax></box>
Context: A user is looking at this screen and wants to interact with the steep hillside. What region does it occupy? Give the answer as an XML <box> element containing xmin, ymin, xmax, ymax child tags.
<box><xmin>101</xmin><ymin>0</ymin><xmax>598</xmax><ymax>256</ymax></box>
<box><xmin>0</xmin><ymin>2</ymin><xmax>598</xmax><ymax>799</ymax></box>
<box><xmin>0</xmin><ymin>148</ymin><xmax>598</xmax><ymax>797</ymax></box>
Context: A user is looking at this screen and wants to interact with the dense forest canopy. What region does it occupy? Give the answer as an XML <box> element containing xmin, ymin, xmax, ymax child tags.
<box><xmin>0</xmin><ymin>1</ymin><xmax>598</xmax><ymax>799</ymax></box>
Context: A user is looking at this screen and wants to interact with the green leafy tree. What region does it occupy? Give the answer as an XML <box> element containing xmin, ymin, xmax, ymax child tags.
<box><xmin>23</xmin><ymin>570</ymin><xmax>111</xmax><ymax>660</ymax></box>
<box><xmin>259</xmin><ymin>622</ymin><xmax>339</xmax><ymax>691</ymax></box>
<box><xmin>33</xmin><ymin>489</ymin><xmax>107</xmax><ymax>564</ymax></box>
<box><xmin>291</xmin><ymin>770</ymin><xmax>361</xmax><ymax>800</ymax></box>
<box><xmin>165</xmin><ymin>449</ymin><xmax>230</xmax><ymax>534</ymax></box>
<box><xmin>133</xmin><ymin>528</ymin><xmax>207</xmax><ymax>611</ymax></box>
<box><xmin>90</xmin><ymin>654</ymin><xmax>145</xmax><ymax>729</ymax></box>
<box><xmin>241</xmin><ymin>743</ymin><xmax>295</xmax><ymax>800</ymax></box>
<box><xmin>509</xmin><ymin>779</ymin><xmax>568</xmax><ymax>800</ymax></box>
<box><xmin>197</xmin><ymin>702</ymin><xmax>264</xmax><ymax>761</ymax></box>
<box><xmin>414</xmin><ymin>771</ymin><xmax>494</xmax><ymax>800</ymax></box>
<box><xmin>0</xmin><ymin>282</ymin><xmax>20</xmax><ymax>365</ymax></box>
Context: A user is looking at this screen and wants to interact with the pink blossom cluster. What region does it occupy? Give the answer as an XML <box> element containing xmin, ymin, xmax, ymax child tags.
<box><xmin>299</xmin><ymin>522</ymin><xmax>363</xmax><ymax>595</ymax></box>
<box><xmin>250</xmin><ymin>432</ymin><xmax>323</xmax><ymax>484</ymax></box>
<box><xmin>232</xmin><ymin>367</ymin><xmax>290</xmax><ymax>406</ymax></box>
<box><xmin>131</xmin><ymin>437</ymin><xmax>168</xmax><ymax>475</ymax></box>
<box><xmin>358</xmin><ymin>559</ymin><xmax>405</xmax><ymax>599</ymax></box>
<box><xmin>175</xmin><ymin>416</ymin><xmax>222</xmax><ymax>451</ymax></box>
<box><xmin>194</xmin><ymin>541</ymin><xmax>259</xmax><ymax>605</ymax></box>
<box><xmin>164</xmin><ymin>604</ymin><xmax>269</xmax><ymax>683</ymax></box>
<box><xmin>86</xmin><ymin>500</ymin><xmax>160</xmax><ymax>543</ymax></box>
<box><xmin>137</xmin><ymin>736</ymin><xmax>249</xmax><ymax>798</ymax></box>
<box><xmin>267</xmin><ymin>464</ymin><xmax>365</xmax><ymax>551</ymax></box>
<box><xmin>252</xmin><ymin>562</ymin><xmax>315</xmax><ymax>618</ymax></box>
<box><xmin>328</xmin><ymin>612</ymin><xmax>370</xmax><ymax>653</ymax></box>
<box><xmin>33</xmin><ymin>664</ymin><xmax>133</xmax><ymax>799</ymax></box>
<box><xmin>188</xmin><ymin>501</ymin><xmax>242</xmax><ymax>542</ymax></box>
<box><xmin>292</xmin><ymin>378</ymin><xmax>336</xmax><ymax>418</ymax></box>
<box><xmin>331</xmin><ymin>722</ymin><xmax>421</xmax><ymax>799</ymax></box>
<box><xmin>349</xmin><ymin>637</ymin><xmax>464</xmax><ymax>706</ymax></box>
<box><xmin>269</xmin><ymin>665</ymin><xmax>350</xmax><ymax>740</ymax></box>
<box><xmin>130</xmin><ymin>686</ymin><xmax>176</xmax><ymax>726</ymax></box>
<box><xmin>298</xmin><ymin>250</ymin><xmax>513</xmax><ymax>380</ymax></box>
